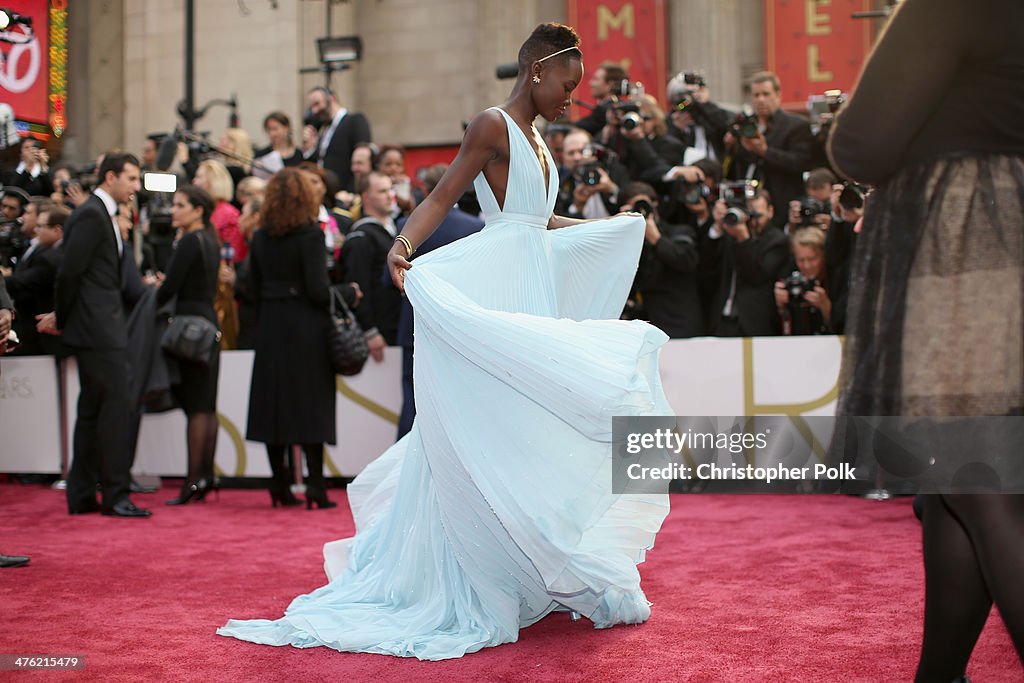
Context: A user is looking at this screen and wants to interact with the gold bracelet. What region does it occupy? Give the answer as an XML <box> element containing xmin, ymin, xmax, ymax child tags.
<box><xmin>395</xmin><ymin>234</ymin><xmax>414</xmax><ymax>257</ymax></box>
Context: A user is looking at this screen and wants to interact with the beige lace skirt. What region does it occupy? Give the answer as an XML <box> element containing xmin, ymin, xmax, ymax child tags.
<box><xmin>838</xmin><ymin>154</ymin><xmax>1024</xmax><ymax>417</ymax></box>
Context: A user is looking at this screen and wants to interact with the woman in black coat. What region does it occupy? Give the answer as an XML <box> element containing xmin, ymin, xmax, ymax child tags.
<box><xmin>246</xmin><ymin>167</ymin><xmax>337</xmax><ymax>509</ymax></box>
<box><xmin>157</xmin><ymin>185</ymin><xmax>221</xmax><ymax>505</ymax></box>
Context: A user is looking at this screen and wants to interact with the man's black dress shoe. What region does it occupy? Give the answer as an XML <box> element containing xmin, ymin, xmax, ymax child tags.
<box><xmin>101</xmin><ymin>500</ymin><xmax>152</xmax><ymax>518</ymax></box>
<box><xmin>68</xmin><ymin>501</ymin><xmax>102</xmax><ymax>515</ymax></box>
<box><xmin>0</xmin><ymin>554</ymin><xmax>30</xmax><ymax>568</ymax></box>
<box><xmin>130</xmin><ymin>479</ymin><xmax>159</xmax><ymax>494</ymax></box>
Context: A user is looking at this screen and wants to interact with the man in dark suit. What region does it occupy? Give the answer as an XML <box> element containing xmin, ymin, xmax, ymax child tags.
<box><xmin>703</xmin><ymin>189</ymin><xmax>789</xmax><ymax>337</ymax></box>
<box><xmin>4</xmin><ymin>204</ymin><xmax>65</xmax><ymax>356</ymax></box>
<box><xmin>621</xmin><ymin>182</ymin><xmax>704</xmax><ymax>339</ymax></box>
<box><xmin>574</xmin><ymin>62</ymin><xmax>627</xmax><ymax>136</ymax></box>
<box><xmin>307</xmin><ymin>86</ymin><xmax>372</xmax><ymax>193</ymax></box>
<box><xmin>54</xmin><ymin>151</ymin><xmax>150</xmax><ymax>518</ymax></box>
<box><xmin>724</xmin><ymin>72</ymin><xmax>814</xmax><ymax>225</ymax></box>
<box><xmin>3</xmin><ymin>138</ymin><xmax>54</xmax><ymax>198</ymax></box>
<box><xmin>340</xmin><ymin>171</ymin><xmax>402</xmax><ymax>361</ymax></box>
<box><xmin>394</xmin><ymin>164</ymin><xmax>483</xmax><ymax>438</ymax></box>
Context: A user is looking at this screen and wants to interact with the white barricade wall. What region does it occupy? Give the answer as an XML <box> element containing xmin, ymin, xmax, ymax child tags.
<box><xmin>0</xmin><ymin>356</ymin><xmax>63</xmax><ymax>473</ymax></box>
<box><xmin>0</xmin><ymin>337</ymin><xmax>843</xmax><ymax>477</ymax></box>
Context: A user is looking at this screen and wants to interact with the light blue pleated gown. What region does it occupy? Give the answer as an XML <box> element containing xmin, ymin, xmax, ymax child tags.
<box><xmin>217</xmin><ymin>108</ymin><xmax>673</xmax><ymax>660</ymax></box>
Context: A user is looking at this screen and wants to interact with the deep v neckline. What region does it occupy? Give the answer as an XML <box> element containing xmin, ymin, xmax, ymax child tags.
<box><xmin>496</xmin><ymin>107</ymin><xmax>552</xmax><ymax>206</ymax></box>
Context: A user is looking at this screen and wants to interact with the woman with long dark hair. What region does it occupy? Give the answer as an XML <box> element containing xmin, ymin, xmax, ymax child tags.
<box><xmin>157</xmin><ymin>185</ymin><xmax>222</xmax><ymax>505</ymax></box>
<box><xmin>243</xmin><ymin>167</ymin><xmax>336</xmax><ymax>510</ymax></box>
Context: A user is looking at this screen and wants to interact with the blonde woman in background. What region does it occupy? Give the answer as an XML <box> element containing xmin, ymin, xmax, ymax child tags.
<box><xmin>219</xmin><ymin>127</ymin><xmax>254</xmax><ymax>190</ymax></box>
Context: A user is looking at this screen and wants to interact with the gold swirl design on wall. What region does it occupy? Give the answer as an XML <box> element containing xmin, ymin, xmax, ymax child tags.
<box><xmin>323</xmin><ymin>376</ymin><xmax>401</xmax><ymax>477</ymax></box>
<box><xmin>742</xmin><ymin>337</ymin><xmax>844</xmax><ymax>462</ymax></box>
<box><xmin>216</xmin><ymin>412</ymin><xmax>247</xmax><ymax>476</ymax></box>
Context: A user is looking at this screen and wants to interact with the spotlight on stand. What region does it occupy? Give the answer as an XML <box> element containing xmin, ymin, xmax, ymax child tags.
<box><xmin>317</xmin><ymin>35</ymin><xmax>362</xmax><ymax>70</ymax></box>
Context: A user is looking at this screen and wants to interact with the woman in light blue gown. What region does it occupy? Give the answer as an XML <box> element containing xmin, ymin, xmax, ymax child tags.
<box><xmin>218</xmin><ymin>23</ymin><xmax>674</xmax><ymax>660</ymax></box>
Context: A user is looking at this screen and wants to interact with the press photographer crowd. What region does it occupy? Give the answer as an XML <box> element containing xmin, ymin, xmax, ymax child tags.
<box><xmin>0</xmin><ymin>66</ymin><xmax>866</xmax><ymax>516</ymax></box>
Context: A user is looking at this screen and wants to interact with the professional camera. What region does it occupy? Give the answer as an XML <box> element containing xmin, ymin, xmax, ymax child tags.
<box><xmin>784</xmin><ymin>270</ymin><xmax>819</xmax><ymax>304</ymax></box>
<box><xmin>574</xmin><ymin>143</ymin><xmax>615</xmax><ymax>187</ymax></box>
<box><xmin>631</xmin><ymin>198</ymin><xmax>655</xmax><ymax>218</ymax></box>
<box><xmin>671</xmin><ymin>180</ymin><xmax>712</xmax><ymax>207</ymax></box>
<box><xmin>797</xmin><ymin>197</ymin><xmax>829</xmax><ymax>226</ymax></box>
<box><xmin>838</xmin><ymin>181</ymin><xmax>867</xmax><ymax>211</ymax></box>
<box><xmin>610</xmin><ymin>81</ymin><xmax>644</xmax><ymax>132</ymax></box>
<box><xmin>730</xmin><ymin>110</ymin><xmax>759</xmax><ymax>139</ymax></box>
<box><xmin>809</xmin><ymin>90</ymin><xmax>847</xmax><ymax>136</ymax></box>
<box><xmin>0</xmin><ymin>217</ymin><xmax>26</xmax><ymax>267</ymax></box>
<box><xmin>669</xmin><ymin>71</ymin><xmax>707</xmax><ymax>113</ymax></box>
<box><xmin>719</xmin><ymin>180</ymin><xmax>758</xmax><ymax>227</ymax></box>
<box><xmin>68</xmin><ymin>162</ymin><xmax>98</xmax><ymax>195</ymax></box>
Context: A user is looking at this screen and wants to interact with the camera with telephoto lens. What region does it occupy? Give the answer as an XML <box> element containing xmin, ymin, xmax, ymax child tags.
<box><xmin>838</xmin><ymin>182</ymin><xmax>867</xmax><ymax>212</ymax></box>
<box><xmin>797</xmin><ymin>197</ymin><xmax>829</xmax><ymax>227</ymax></box>
<box><xmin>574</xmin><ymin>142</ymin><xmax>615</xmax><ymax>187</ymax></box>
<box><xmin>719</xmin><ymin>180</ymin><xmax>759</xmax><ymax>227</ymax></box>
<box><xmin>730</xmin><ymin>111</ymin><xmax>759</xmax><ymax>139</ymax></box>
<box><xmin>611</xmin><ymin>81</ymin><xmax>645</xmax><ymax>133</ymax></box>
<box><xmin>631</xmin><ymin>198</ymin><xmax>654</xmax><ymax>219</ymax></box>
<box><xmin>784</xmin><ymin>270</ymin><xmax>819</xmax><ymax>304</ymax></box>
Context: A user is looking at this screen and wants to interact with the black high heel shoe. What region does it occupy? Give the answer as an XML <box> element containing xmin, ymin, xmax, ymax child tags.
<box><xmin>165</xmin><ymin>478</ymin><xmax>214</xmax><ymax>506</ymax></box>
<box><xmin>269</xmin><ymin>486</ymin><xmax>302</xmax><ymax>508</ymax></box>
<box><xmin>305</xmin><ymin>486</ymin><xmax>337</xmax><ymax>510</ymax></box>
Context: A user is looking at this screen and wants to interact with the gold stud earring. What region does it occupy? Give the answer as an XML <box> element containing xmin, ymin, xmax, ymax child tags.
<box><xmin>532</xmin><ymin>75</ymin><xmax>541</xmax><ymax>84</ymax></box>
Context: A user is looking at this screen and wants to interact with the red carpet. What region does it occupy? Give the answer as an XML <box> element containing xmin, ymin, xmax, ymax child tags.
<box><xmin>0</xmin><ymin>483</ymin><xmax>1019</xmax><ymax>682</ymax></box>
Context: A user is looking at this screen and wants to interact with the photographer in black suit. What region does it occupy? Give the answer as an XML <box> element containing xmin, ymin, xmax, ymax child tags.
<box><xmin>55</xmin><ymin>152</ymin><xmax>150</xmax><ymax>518</ymax></box>
<box><xmin>4</xmin><ymin>204</ymin><xmax>66</xmax><ymax>356</ymax></box>
<box><xmin>306</xmin><ymin>86</ymin><xmax>372</xmax><ymax>193</ymax></box>
<box><xmin>621</xmin><ymin>182</ymin><xmax>703</xmax><ymax>338</ymax></box>
<box><xmin>703</xmin><ymin>187</ymin><xmax>789</xmax><ymax>336</ymax></box>
<box><xmin>724</xmin><ymin>72</ymin><xmax>814</xmax><ymax>225</ymax></box>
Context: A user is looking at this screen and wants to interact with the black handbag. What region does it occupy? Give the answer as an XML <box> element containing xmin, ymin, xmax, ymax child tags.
<box><xmin>162</xmin><ymin>314</ymin><xmax>221</xmax><ymax>366</ymax></box>
<box><xmin>328</xmin><ymin>285</ymin><xmax>369</xmax><ymax>376</ymax></box>
<box><xmin>160</xmin><ymin>233</ymin><xmax>222</xmax><ymax>366</ymax></box>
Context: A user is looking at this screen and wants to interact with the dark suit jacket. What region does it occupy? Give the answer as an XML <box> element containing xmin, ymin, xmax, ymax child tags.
<box><xmin>319</xmin><ymin>112</ymin><xmax>372</xmax><ymax>192</ymax></box>
<box><xmin>5</xmin><ymin>242</ymin><xmax>61</xmax><ymax>354</ymax></box>
<box><xmin>0</xmin><ymin>270</ymin><xmax>11</xmax><ymax>310</ymax></box>
<box><xmin>728</xmin><ymin>109</ymin><xmax>814</xmax><ymax>224</ymax></box>
<box><xmin>55</xmin><ymin>195</ymin><xmax>127</xmax><ymax>349</ymax></box>
<box><xmin>635</xmin><ymin>221</ymin><xmax>704</xmax><ymax>338</ymax></box>
<box><xmin>3</xmin><ymin>166</ymin><xmax>53</xmax><ymax>197</ymax></box>
<box><xmin>5</xmin><ymin>242</ymin><xmax>60</xmax><ymax>317</ymax></box>
<box><xmin>395</xmin><ymin>207</ymin><xmax>484</xmax><ymax>347</ymax></box>
<box><xmin>574</xmin><ymin>100</ymin><xmax>611</xmax><ymax>136</ymax></box>
<box><xmin>339</xmin><ymin>217</ymin><xmax>401</xmax><ymax>345</ymax></box>
<box><xmin>666</xmin><ymin>99</ymin><xmax>734</xmax><ymax>161</ymax></box>
<box><xmin>704</xmin><ymin>224</ymin><xmax>790</xmax><ymax>336</ymax></box>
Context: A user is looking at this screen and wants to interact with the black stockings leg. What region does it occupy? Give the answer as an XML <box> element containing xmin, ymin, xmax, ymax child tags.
<box><xmin>915</xmin><ymin>494</ymin><xmax>1024</xmax><ymax>681</ymax></box>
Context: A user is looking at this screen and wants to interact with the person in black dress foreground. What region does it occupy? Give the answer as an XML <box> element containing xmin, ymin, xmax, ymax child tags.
<box><xmin>157</xmin><ymin>185</ymin><xmax>222</xmax><ymax>505</ymax></box>
<box><xmin>245</xmin><ymin>168</ymin><xmax>337</xmax><ymax>510</ymax></box>
<box><xmin>828</xmin><ymin>0</ymin><xmax>1024</xmax><ymax>679</ymax></box>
